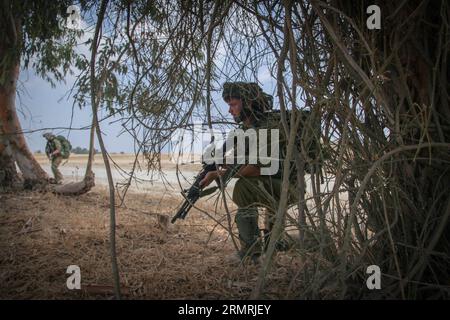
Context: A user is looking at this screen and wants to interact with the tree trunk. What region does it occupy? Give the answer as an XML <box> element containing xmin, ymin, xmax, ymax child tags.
<box><xmin>0</xmin><ymin>140</ymin><xmax>20</xmax><ymax>187</ymax></box>
<box><xmin>53</xmin><ymin>116</ymin><xmax>96</xmax><ymax>196</ymax></box>
<box><xmin>53</xmin><ymin>170</ymin><xmax>95</xmax><ymax>196</ymax></box>
<box><xmin>0</xmin><ymin>60</ymin><xmax>49</xmax><ymax>188</ymax></box>
<box><xmin>381</xmin><ymin>1</ymin><xmax>450</xmax><ymax>298</ymax></box>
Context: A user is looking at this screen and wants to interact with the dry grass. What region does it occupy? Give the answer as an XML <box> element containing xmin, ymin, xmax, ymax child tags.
<box><xmin>0</xmin><ymin>186</ymin><xmax>304</xmax><ymax>299</ymax></box>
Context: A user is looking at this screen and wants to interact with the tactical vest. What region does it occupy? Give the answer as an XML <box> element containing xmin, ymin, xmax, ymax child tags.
<box><xmin>258</xmin><ymin>109</ymin><xmax>323</xmax><ymax>181</ymax></box>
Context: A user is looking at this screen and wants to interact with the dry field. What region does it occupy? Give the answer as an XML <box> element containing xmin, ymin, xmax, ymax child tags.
<box><xmin>34</xmin><ymin>153</ymin><xmax>204</xmax><ymax>195</ymax></box>
<box><xmin>0</xmin><ymin>182</ymin><xmax>305</xmax><ymax>299</ymax></box>
<box><xmin>33</xmin><ymin>153</ymin><xmax>203</xmax><ymax>171</ymax></box>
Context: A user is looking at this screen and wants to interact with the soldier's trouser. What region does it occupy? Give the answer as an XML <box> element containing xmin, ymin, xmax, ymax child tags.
<box><xmin>232</xmin><ymin>176</ymin><xmax>284</xmax><ymax>257</ymax></box>
<box><xmin>51</xmin><ymin>156</ymin><xmax>63</xmax><ymax>182</ymax></box>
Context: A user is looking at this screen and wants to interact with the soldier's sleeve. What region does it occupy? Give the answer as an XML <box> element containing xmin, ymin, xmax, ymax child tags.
<box><xmin>258</xmin><ymin>121</ymin><xmax>288</xmax><ymax>178</ymax></box>
<box><xmin>255</xmin><ymin>127</ymin><xmax>268</xmax><ymax>168</ymax></box>
<box><xmin>255</xmin><ymin>125</ymin><xmax>276</xmax><ymax>167</ymax></box>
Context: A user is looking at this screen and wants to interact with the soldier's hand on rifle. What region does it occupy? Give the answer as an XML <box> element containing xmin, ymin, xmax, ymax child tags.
<box><xmin>199</xmin><ymin>168</ymin><xmax>226</xmax><ymax>188</ymax></box>
<box><xmin>236</xmin><ymin>164</ymin><xmax>261</xmax><ymax>177</ymax></box>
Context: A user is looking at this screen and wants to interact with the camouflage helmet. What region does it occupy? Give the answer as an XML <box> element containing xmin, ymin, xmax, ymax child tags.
<box><xmin>222</xmin><ymin>82</ymin><xmax>273</xmax><ymax>111</ymax></box>
<box><xmin>222</xmin><ymin>82</ymin><xmax>273</xmax><ymax>114</ymax></box>
<box><xmin>43</xmin><ymin>132</ymin><xmax>55</xmax><ymax>140</ymax></box>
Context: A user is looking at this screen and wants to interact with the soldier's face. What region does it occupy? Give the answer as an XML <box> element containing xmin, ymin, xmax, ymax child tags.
<box><xmin>227</xmin><ymin>98</ymin><xmax>243</xmax><ymax>122</ymax></box>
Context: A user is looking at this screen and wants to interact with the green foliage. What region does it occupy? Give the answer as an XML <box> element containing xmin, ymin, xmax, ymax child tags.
<box><xmin>72</xmin><ymin>146</ymin><xmax>99</xmax><ymax>154</ymax></box>
<box><xmin>70</xmin><ymin>0</ymin><xmax>207</xmax><ymax>121</ymax></box>
<box><xmin>0</xmin><ymin>0</ymin><xmax>92</xmax><ymax>86</ymax></box>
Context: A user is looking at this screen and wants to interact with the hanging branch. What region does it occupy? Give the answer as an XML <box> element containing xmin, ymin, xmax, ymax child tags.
<box><xmin>251</xmin><ymin>0</ymin><xmax>300</xmax><ymax>299</ymax></box>
<box><xmin>89</xmin><ymin>0</ymin><xmax>121</xmax><ymax>300</ymax></box>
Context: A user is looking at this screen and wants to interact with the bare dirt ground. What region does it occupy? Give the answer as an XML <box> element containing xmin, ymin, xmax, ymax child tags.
<box><xmin>0</xmin><ymin>154</ymin><xmax>305</xmax><ymax>299</ymax></box>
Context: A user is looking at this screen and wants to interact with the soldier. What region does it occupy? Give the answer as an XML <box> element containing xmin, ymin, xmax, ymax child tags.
<box><xmin>43</xmin><ymin>132</ymin><xmax>68</xmax><ymax>184</ymax></box>
<box><xmin>200</xmin><ymin>82</ymin><xmax>296</xmax><ymax>264</ymax></box>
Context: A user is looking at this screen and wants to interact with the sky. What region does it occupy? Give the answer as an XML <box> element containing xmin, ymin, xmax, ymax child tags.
<box><xmin>18</xmin><ymin>68</ymin><xmax>146</xmax><ymax>154</ymax></box>
<box><xmin>16</xmin><ymin>7</ymin><xmax>141</xmax><ymax>154</ymax></box>
<box><xmin>17</xmin><ymin>65</ymin><xmax>276</xmax><ymax>155</ymax></box>
<box><xmin>16</xmin><ymin>5</ymin><xmax>278</xmax><ymax>155</ymax></box>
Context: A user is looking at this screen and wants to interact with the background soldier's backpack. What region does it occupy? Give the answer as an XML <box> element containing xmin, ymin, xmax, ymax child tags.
<box><xmin>56</xmin><ymin>135</ymin><xmax>72</xmax><ymax>159</ymax></box>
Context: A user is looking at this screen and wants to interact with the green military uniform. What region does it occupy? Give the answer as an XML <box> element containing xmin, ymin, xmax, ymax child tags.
<box><xmin>44</xmin><ymin>133</ymin><xmax>64</xmax><ymax>183</ymax></box>
<box><xmin>231</xmin><ymin>118</ymin><xmax>297</xmax><ymax>260</ymax></box>
<box><xmin>222</xmin><ymin>82</ymin><xmax>297</xmax><ymax>261</ymax></box>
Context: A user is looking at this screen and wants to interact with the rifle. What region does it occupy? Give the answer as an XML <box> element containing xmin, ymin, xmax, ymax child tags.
<box><xmin>171</xmin><ymin>140</ymin><xmax>243</xmax><ymax>224</ymax></box>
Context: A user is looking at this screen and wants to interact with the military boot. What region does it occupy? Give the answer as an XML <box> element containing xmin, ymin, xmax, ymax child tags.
<box><xmin>262</xmin><ymin>229</ymin><xmax>291</xmax><ymax>252</ymax></box>
<box><xmin>225</xmin><ymin>207</ymin><xmax>263</xmax><ymax>265</ymax></box>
